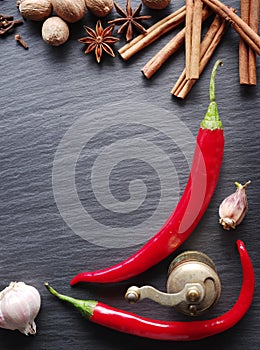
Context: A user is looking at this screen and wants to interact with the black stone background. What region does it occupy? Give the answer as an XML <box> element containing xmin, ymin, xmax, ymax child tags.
<box><xmin>0</xmin><ymin>0</ymin><xmax>259</xmax><ymax>349</ymax></box>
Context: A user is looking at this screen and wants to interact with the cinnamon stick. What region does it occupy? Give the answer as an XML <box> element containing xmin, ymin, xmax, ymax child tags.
<box><xmin>202</xmin><ymin>0</ymin><xmax>260</xmax><ymax>55</ymax></box>
<box><xmin>118</xmin><ymin>6</ymin><xmax>186</xmax><ymax>61</ymax></box>
<box><xmin>239</xmin><ymin>0</ymin><xmax>250</xmax><ymax>84</ymax></box>
<box><xmin>141</xmin><ymin>7</ymin><xmax>212</xmax><ymax>79</ymax></box>
<box><xmin>191</xmin><ymin>0</ymin><xmax>203</xmax><ymax>78</ymax></box>
<box><xmin>239</xmin><ymin>0</ymin><xmax>259</xmax><ymax>85</ymax></box>
<box><xmin>185</xmin><ymin>0</ymin><xmax>194</xmax><ymax>78</ymax></box>
<box><xmin>186</xmin><ymin>0</ymin><xmax>203</xmax><ymax>79</ymax></box>
<box><xmin>171</xmin><ymin>14</ymin><xmax>229</xmax><ymax>98</ymax></box>
<box><xmin>248</xmin><ymin>0</ymin><xmax>259</xmax><ymax>84</ymax></box>
<box><xmin>142</xmin><ymin>28</ymin><xmax>185</xmax><ymax>79</ymax></box>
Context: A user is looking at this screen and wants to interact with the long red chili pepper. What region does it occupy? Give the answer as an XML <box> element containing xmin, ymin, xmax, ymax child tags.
<box><xmin>70</xmin><ymin>60</ymin><xmax>225</xmax><ymax>285</ymax></box>
<box><xmin>46</xmin><ymin>240</ymin><xmax>254</xmax><ymax>341</ymax></box>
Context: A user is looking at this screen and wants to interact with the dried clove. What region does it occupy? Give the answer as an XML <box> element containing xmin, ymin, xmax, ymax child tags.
<box><xmin>0</xmin><ymin>14</ymin><xmax>23</xmax><ymax>36</ymax></box>
<box><xmin>14</xmin><ymin>33</ymin><xmax>29</xmax><ymax>49</ymax></box>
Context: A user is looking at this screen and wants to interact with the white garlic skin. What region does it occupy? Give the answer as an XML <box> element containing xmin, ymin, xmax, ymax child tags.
<box><xmin>219</xmin><ymin>181</ymin><xmax>250</xmax><ymax>230</ymax></box>
<box><xmin>0</xmin><ymin>282</ymin><xmax>41</xmax><ymax>335</ymax></box>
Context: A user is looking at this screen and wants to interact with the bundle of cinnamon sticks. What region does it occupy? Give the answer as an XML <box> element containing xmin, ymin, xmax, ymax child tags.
<box><xmin>118</xmin><ymin>0</ymin><xmax>260</xmax><ymax>98</ymax></box>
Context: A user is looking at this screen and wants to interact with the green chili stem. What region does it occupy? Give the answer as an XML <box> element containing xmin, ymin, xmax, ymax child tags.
<box><xmin>45</xmin><ymin>283</ymin><xmax>97</xmax><ymax>318</ymax></box>
<box><xmin>201</xmin><ymin>60</ymin><xmax>223</xmax><ymax>130</ymax></box>
<box><xmin>210</xmin><ymin>60</ymin><xmax>223</xmax><ymax>102</ymax></box>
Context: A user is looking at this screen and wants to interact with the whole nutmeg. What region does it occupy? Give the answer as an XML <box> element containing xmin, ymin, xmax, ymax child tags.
<box><xmin>85</xmin><ymin>0</ymin><xmax>114</xmax><ymax>17</ymax></box>
<box><xmin>51</xmin><ymin>0</ymin><xmax>86</xmax><ymax>23</ymax></box>
<box><xmin>19</xmin><ymin>0</ymin><xmax>52</xmax><ymax>21</ymax></box>
<box><xmin>142</xmin><ymin>0</ymin><xmax>171</xmax><ymax>10</ymax></box>
<box><xmin>42</xmin><ymin>16</ymin><xmax>69</xmax><ymax>46</ymax></box>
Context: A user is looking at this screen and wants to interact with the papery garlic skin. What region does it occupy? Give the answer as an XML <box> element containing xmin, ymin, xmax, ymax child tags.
<box><xmin>219</xmin><ymin>181</ymin><xmax>251</xmax><ymax>230</ymax></box>
<box><xmin>0</xmin><ymin>282</ymin><xmax>41</xmax><ymax>335</ymax></box>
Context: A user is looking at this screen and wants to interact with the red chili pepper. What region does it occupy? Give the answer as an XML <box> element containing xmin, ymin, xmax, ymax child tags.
<box><xmin>46</xmin><ymin>240</ymin><xmax>254</xmax><ymax>341</ymax></box>
<box><xmin>70</xmin><ymin>60</ymin><xmax>225</xmax><ymax>285</ymax></box>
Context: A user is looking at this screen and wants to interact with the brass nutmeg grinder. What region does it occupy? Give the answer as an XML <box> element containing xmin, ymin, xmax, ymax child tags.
<box><xmin>125</xmin><ymin>251</ymin><xmax>221</xmax><ymax>316</ymax></box>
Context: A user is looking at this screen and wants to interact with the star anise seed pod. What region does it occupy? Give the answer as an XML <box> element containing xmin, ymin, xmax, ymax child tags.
<box><xmin>78</xmin><ymin>20</ymin><xmax>119</xmax><ymax>63</ymax></box>
<box><xmin>108</xmin><ymin>0</ymin><xmax>151</xmax><ymax>42</ymax></box>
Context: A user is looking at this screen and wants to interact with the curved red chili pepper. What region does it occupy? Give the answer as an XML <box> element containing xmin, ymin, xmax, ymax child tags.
<box><xmin>46</xmin><ymin>240</ymin><xmax>255</xmax><ymax>341</ymax></box>
<box><xmin>70</xmin><ymin>60</ymin><xmax>225</xmax><ymax>285</ymax></box>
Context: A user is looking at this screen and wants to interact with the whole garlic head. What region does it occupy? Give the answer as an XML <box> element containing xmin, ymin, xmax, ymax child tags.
<box><xmin>0</xmin><ymin>282</ymin><xmax>41</xmax><ymax>335</ymax></box>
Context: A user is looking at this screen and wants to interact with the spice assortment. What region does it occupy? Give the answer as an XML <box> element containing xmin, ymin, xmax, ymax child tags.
<box><xmin>119</xmin><ymin>0</ymin><xmax>259</xmax><ymax>94</ymax></box>
<box><xmin>1</xmin><ymin>0</ymin><xmax>258</xmax><ymax>88</ymax></box>
<box><xmin>119</xmin><ymin>6</ymin><xmax>186</xmax><ymax>60</ymax></box>
<box><xmin>0</xmin><ymin>0</ymin><xmax>257</xmax><ymax>345</ymax></box>
<box><xmin>14</xmin><ymin>0</ymin><xmax>153</xmax><ymax>51</ymax></box>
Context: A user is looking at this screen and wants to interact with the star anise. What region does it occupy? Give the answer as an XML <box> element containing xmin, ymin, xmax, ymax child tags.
<box><xmin>78</xmin><ymin>20</ymin><xmax>119</xmax><ymax>63</ymax></box>
<box><xmin>108</xmin><ymin>0</ymin><xmax>151</xmax><ymax>42</ymax></box>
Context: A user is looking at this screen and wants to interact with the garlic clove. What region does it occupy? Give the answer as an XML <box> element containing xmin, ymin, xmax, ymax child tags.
<box><xmin>0</xmin><ymin>281</ymin><xmax>41</xmax><ymax>335</ymax></box>
<box><xmin>219</xmin><ymin>181</ymin><xmax>251</xmax><ymax>230</ymax></box>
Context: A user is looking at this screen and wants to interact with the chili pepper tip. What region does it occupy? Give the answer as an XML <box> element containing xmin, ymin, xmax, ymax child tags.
<box><xmin>236</xmin><ymin>239</ymin><xmax>245</xmax><ymax>251</ymax></box>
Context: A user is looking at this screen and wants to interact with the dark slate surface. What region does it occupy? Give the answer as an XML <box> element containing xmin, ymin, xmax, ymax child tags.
<box><xmin>0</xmin><ymin>1</ymin><xmax>259</xmax><ymax>349</ymax></box>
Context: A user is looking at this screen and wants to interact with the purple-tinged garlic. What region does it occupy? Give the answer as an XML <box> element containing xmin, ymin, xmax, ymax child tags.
<box><xmin>0</xmin><ymin>281</ymin><xmax>41</xmax><ymax>335</ymax></box>
<box><xmin>219</xmin><ymin>181</ymin><xmax>251</xmax><ymax>230</ymax></box>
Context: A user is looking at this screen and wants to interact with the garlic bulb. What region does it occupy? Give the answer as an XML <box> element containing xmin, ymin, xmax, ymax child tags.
<box><xmin>0</xmin><ymin>281</ymin><xmax>41</xmax><ymax>335</ymax></box>
<box><xmin>219</xmin><ymin>181</ymin><xmax>251</xmax><ymax>230</ymax></box>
